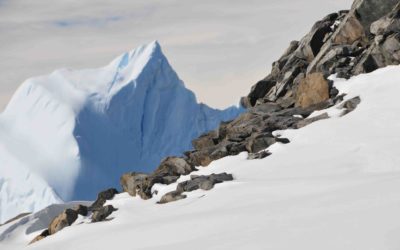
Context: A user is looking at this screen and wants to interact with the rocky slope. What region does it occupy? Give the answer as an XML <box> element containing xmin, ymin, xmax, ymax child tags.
<box><xmin>3</xmin><ymin>0</ymin><xmax>400</xmax><ymax>247</ymax></box>
<box><xmin>115</xmin><ymin>0</ymin><xmax>400</xmax><ymax>206</ymax></box>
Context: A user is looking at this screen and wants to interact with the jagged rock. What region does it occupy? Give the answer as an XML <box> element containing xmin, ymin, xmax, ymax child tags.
<box><xmin>333</xmin><ymin>13</ymin><xmax>366</xmax><ymax>45</ymax></box>
<box><xmin>246</xmin><ymin>76</ymin><xmax>276</xmax><ymax>107</ymax></box>
<box><xmin>315</xmin><ymin>45</ymin><xmax>364</xmax><ymax>77</ymax></box>
<box><xmin>29</xmin><ymin>229</ymin><xmax>50</xmax><ymax>245</ymax></box>
<box><xmin>177</xmin><ymin>173</ymin><xmax>233</xmax><ymax>193</ymax></box>
<box><xmin>295</xmin><ymin>73</ymin><xmax>330</xmax><ymax>108</ymax></box>
<box><xmin>247</xmin><ymin>150</ymin><xmax>271</xmax><ymax>160</ymax></box>
<box><xmin>352</xmin><ymin>0</ymin><xmax>399</xmax><ymax>33</ymax></box>
<box><xmin>353</xmin><ymin>33</ymin><xmax>400</xmax><ymax>74</ymax></box>
<box><xmin>370</xmin><ymin>3</ymin><xmax>400</xmax><ymax>35</ymax></box>
<box><xmin>339</xmin><ymin>96</ymin><xmax>361</xmax><ymax>115</ymax></box>
<box><xmin>48</xmin><ymin>209</ymin><xmax>78</xmax><ymax>235</ymax></box>
<box><xmin>158</xmin><ymin>191</ymin><xmax>187</xmax><ymax>204</ymax></box>
<box><xmin>72</xmin><ymin>204</ymin><xmax>88</xmax><ymax>216</ymax></box>
<box><xmin>90</xmin><ymin>188</ymin><xmax>119</xmax><ymax>211</ymax></box>
<box><xmin>295</xmin><ymin>113</ymin><xmax>330</xmax><ymax>128</ymax></box>
<box><xmin>91</xmin><ymin>205</ymin><xmax>117</xmax><ymax>223</ymax></box>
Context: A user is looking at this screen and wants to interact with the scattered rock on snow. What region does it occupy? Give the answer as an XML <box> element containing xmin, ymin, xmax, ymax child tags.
<box><xmin>91</xmin><ymin>205</ymin><xmax>118</xmax><ymax>223</ymax></box>
<box><xmin>176</xmin><ymin>173</ymin><xmax>234</xmax><ymax>193</ymax></box>
<box><xmin>339</xmin><ymin>96</ymin><xmax>361</xmax><ymax>116</ymax></box>
<box><xmin>158</xmin><ymin>191</ymin><xmax>187</xmax><ymax>204</ymax></box>
<box><xmin>295</xmin><ymin>112</ymin><xmax>330</xmax><ymax>128</ymax></box>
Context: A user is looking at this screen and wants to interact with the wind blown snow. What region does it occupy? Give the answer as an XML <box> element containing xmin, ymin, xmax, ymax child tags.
<box><xmin>2</xmin><ymin>66</ymin><xmax>400</xmax><ymax>249</ymax></box>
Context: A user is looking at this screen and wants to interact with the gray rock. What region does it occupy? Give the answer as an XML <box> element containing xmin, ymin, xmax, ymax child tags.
<box><xmin>295</xmin><ymin>113</ymin><xmax>330</xmax><ymax>129</ymax></box>
<box><xmin>245</xmin><ymin>133</ymin><xmax>277</xmax><ymax>153</ymax></box>
<box><xmin>339</xmin><ymin>96</ymin><xmax>361</xmax><ymax>116</ymax></box>
<box><xmin>177</xmin><ymin>173</ymin><xmax>234</xmax><ymax>193</ymax></box>
<box><xmin>91</xmin><ymin>205</ymin><xmax>117</xmax><ymax>223</ymax></box>
<box><xmin>247</xmin><ymin>150</ymin><xmax>271</xmax><ymax>160</ymax></box>
<box><xmin>158</xmin><ymin>191</ymin><xmax>187</xmax><ymax>204</ymax></box>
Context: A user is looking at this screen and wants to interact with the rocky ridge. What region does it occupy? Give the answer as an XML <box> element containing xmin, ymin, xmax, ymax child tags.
<box><xmin>29</xmin><ymin>0</ymin><xmax>400</xmax><ymax>244</ymax></box>
<box><xmin>118</xmin><ymin>0</ymin><xmax>400</xmax><ymax>204</ymax></box>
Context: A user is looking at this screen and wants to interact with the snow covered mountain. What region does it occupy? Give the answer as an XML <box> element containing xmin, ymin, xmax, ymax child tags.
<box><xmin>2</xmin><ymin>65</ymin><xmax>400</xmax><ymax>249</ymax></box>
<box><xmin>0</xmin><ymin>41</ymin><xmax>242</xmax><ymax>223</ymax></box>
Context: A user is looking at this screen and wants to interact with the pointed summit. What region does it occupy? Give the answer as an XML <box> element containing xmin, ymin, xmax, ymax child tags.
<box><xmin>0</xmin><ymin>41</ymin><xmax>242</xmax><ymax>222</ymax></box>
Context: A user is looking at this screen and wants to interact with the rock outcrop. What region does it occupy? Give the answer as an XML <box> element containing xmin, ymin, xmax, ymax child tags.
<box><xmin>243</xmin><ymin>0</ymin><xmax>400</xmax><ymax>108</ymax></box>
<box><xmin>119</xmin><ymin>0</ymin><xmax>399</xmax><ymax>205</ymax></box>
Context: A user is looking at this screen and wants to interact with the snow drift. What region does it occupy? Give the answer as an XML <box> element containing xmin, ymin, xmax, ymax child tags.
<box><xmin>0</xmin><ymin>41</ymin><xmax>242</xmax><ymax>223</ymax></box>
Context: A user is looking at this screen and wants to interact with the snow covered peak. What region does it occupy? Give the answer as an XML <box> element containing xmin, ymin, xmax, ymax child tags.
<box><xmin>0</xmin><ymin>41</ymin><xmax>242</xmax><ymax>223</ymax></box>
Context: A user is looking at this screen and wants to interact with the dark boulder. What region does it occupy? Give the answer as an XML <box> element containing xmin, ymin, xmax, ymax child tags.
<box><xmin>90</xmin><ymin>188</ymin><xmax>119</xmax><ymax>211</ymax></box>
<box><xmin>245</xmin><ymin>133</ymin><xmax>277</xmax><ymax>153</ymax></box>
<box><xmin>72</xmin><ymin>204</ymin><xmax>88</xmax><ymax>216</ymax></box>
<box><xmin>91</xmin><ymin>205</ymin><xmax>118</xmax><ymax>223</ymax></box>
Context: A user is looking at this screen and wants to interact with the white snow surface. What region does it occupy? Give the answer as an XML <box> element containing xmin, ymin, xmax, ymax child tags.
<box><xmin>0</xmin><ymin>41</ymin><xmax>242</xmax><ymax>223</ymax></box>
<box><xmin>2</xmin><ymin>66</ymin><xmax>400</xmax><ymax>249</ymax></box>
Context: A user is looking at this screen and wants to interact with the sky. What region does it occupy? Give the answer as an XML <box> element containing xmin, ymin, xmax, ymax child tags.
<box><xmin>0</xmin><ymin>0</ymin><xmax>349</xmax><ymax>111</ymax></box>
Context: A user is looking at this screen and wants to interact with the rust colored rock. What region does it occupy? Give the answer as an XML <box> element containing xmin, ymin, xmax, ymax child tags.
<box><xmin>295</xmin><ymin>73</ymin><xmax>330</xmax><ymax>108</ymax></box>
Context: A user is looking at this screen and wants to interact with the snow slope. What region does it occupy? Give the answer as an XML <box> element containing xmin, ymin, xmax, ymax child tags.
<box><xmin>0</xmin><ymin>41</ymin><xmax>242</xmax><ymax>223</ymax></box>
<box><xmin>2</xmin><ymin>66</ymin><xmax>400</xmax><ymax>249</ymax></box>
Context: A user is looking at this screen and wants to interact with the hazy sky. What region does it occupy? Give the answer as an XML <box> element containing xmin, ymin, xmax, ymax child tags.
<box><xmin>0</xmin><ymin>0</ymin><xmax>349</xmax><ymax>111</ymax></box>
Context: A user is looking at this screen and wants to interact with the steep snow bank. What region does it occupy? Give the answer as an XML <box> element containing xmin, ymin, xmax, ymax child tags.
<box><xmin>3</xmin><ymin>65</ymin><xmax>400</xmax><ymax>249</ymax></box>
<box><xmin>0</xmin><ymin>41</ymin><xmax>242</xmax><ymax>223</ymax></box>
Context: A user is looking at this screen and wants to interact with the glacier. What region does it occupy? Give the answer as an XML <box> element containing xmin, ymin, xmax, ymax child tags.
<box><xmin>0</xmin><ymin>41</ymin><xmax>242</xmax><ymax>223</ymax></box>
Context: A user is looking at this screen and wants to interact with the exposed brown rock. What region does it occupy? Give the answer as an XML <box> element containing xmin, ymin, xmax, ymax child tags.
<box><xmin>295</xmin><ymin>73</ymin><xmax>330</xmax><ymax>108</ymax></box>
<box><xmin>48</xmin><ymin>209</ymin><xmax>78</xmax><ymax>235</ymax></box>
<box><xmin>333</xmin><ymin>13</ymin><xmax>366</xmax><ymax>45</ymax></box>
